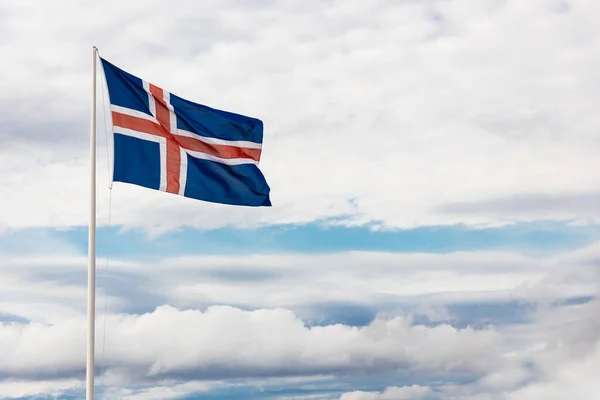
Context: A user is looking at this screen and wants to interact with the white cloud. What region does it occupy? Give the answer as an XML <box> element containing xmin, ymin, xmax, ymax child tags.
<box><xmin>0</xmin><ymin>0</ymin><xmax>599</xmax><ymax>232</ymax></box>
<box><xmin>0</xmin><ymin>379</ymin><xmax>80</xmax><ymax>399</ymax></box>
<box><xmin>336</xmin><ymin>298</ymin><xmax>600</xmax><ymax>400</ymax></box>
<box><xmin>101</xmin><ymin>380</ymin><xmax>214</xmax><ymax>400</ymax></box>
<box><xmin>340</xmin><ymin>385</ymin><xmax>433</xmax><ymax>400</ymax></box>
<box><xmin>0</xmin><ymin>305</ymin><xmax>501</xmax><ymax>384</ymax></box>
<box><xmin>1</xmin><ymin>245</ymin><xmax>596</xmax><ymax>326</ymax></box>
<box><xmin>343</xmin><ymin>336</ymin><xmax>600</xmax><ymax>400</ymax></box>
<box><xmin>505</xmin><ymin>341</ymin><xmax>600</xmax><ymax>400</ymax></box>
<box><xmin>102</xmin><ymin>248</ymin><xmax>599</xmax><ymax>312</ymax></box>
<box><xmin>101</xmin><ymin>375</ymin><xmax>337</xmax><ymax>400</ymax></box>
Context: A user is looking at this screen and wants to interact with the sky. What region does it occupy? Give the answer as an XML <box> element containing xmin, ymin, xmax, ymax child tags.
<box><xmin>0</xmin><ymin>0</ymin><xmax>599</xmax><ymax>399</ymax></box>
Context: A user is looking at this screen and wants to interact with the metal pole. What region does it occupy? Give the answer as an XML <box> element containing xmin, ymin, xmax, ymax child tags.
<box><xmin>86</xmin><ymin>45</ymin><xmax>98</xmax><ymax>400</ymax></box>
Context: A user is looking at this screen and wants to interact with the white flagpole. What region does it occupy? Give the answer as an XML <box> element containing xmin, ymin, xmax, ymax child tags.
<box><xmin>86</xmin><ymin>45</ymin><xmax>98</xmax><ymax>400</ymax></box>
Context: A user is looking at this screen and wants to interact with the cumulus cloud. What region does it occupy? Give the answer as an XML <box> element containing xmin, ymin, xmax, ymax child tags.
<box><xmin>0</xmin><ymin>0</ymin><xmax>599</xmax><ymax>232</ymax></box>
<box><xmin>342</xmin><ymin>337</ymin><xmax>600</xmax><ymax>400</ymax></box>
<box><xmin>505</xmin><ymin>341</ymin><xmax>600</xmax><ymax>400</ymax></box>
<box><xmin>0</xmin><ymin>306</ymin><xmax>500</xmax><ymax>387</ymax></box>
<box><xmin>336</xmin><ymin>298</ymin><xmax>600</xmax><ymax>400</ymax></box>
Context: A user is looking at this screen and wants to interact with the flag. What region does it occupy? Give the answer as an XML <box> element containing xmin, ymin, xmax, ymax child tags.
<box><xmin>100</xmin><ymin>57</ymin><xmax>271</xmax><ymax>207</ymax></box>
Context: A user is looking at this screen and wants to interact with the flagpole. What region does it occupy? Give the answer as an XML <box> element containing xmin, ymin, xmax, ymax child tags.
<box><xmin>86</xmin><ymin>45</ymin><xmax>98</xmax><ymax>400</ymax></box>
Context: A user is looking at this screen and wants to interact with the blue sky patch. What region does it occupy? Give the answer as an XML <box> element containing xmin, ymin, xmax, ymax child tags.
<box><xmin>2</xmin><ymin>220</ymin><xmax>598</xmax><ymax>260</ymax></box>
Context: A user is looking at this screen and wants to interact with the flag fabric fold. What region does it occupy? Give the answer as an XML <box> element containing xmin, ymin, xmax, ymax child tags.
<box><xmin>100</xmin><ymin>57</ymin><xmax>271</xmax><ymax>207</ymax></box>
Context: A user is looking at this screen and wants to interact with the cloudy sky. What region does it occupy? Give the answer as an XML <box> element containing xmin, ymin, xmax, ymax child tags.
<box><xmin>1</xmin><ymin>0</ymin><xmax>600</xmax><ymax>399</ymax></box>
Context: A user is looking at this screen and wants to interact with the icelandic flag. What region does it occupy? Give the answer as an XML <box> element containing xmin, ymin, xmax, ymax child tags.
<box><xmin>100</xmin><ymin>57</ymin><xmax>271</xmax><ymax>207</ymax></box>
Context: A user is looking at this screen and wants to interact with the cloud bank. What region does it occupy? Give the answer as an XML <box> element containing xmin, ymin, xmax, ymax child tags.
<box><xmin>0</xmin><ymin>239</ymin><xmax>598</xmax><ymax>398</ymax></box>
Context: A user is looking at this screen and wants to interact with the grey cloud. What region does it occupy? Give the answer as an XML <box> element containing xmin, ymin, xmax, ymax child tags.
<box><xmin>436</xmin><ymin>192</ymin><xmax>600</xmax><ymax>216</ymax></box>
<box><xmin>475</xmin><ymin>111</ymin><xmax>566</xmax><ymax>141</ymax></box>
<box><xmin>0</xmin><ymin>115</ymin><xmax>87</xmax><ymax>147</ymax></box>
<box><xmin>202</xmin><ymin>268</ymin><xmax>284</xmax><ymax>283</ymax></box>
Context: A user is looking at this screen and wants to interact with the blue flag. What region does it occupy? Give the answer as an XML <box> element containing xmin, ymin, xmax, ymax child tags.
<box><xmin>100</xmin><ymin>57</ymin><xmax>271</xmax><ymax>207</ymax></box>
